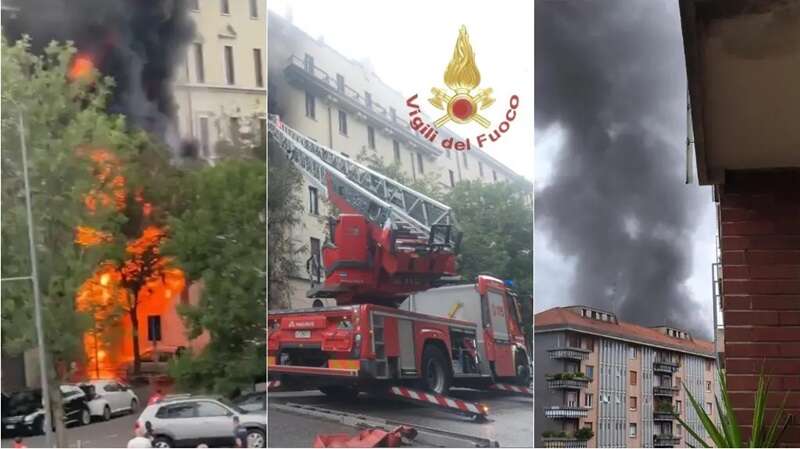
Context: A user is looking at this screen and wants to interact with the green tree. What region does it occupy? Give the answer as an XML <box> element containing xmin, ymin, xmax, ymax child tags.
<box><xmin>1</xmin><ymin>38</ymin><xmax>144</xmax><ymax>445</ymax></box>
<box><xmin>163</xmin><ymin>156</ymin><xmax>267</xmax><ymax>395</ymax></box>
<box><xmin>356</xmin><ymin>149</ymin><xmax>444</xmax><ymax>200</ymax></box>
<box><xmin>267</xmin><ymin>133</ymin><xmax>304</xmax><ymax>309</ymax></box>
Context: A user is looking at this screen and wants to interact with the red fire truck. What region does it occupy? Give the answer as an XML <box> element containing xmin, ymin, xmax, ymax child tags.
<box><xmin>267</xmin><ymin>116</ymin><xmax>530</xmax><ymax>398</ymax></box>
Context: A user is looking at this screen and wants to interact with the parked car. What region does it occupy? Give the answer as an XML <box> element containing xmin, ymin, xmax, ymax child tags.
<box><xmin>1</xmin><ymin>386</ymin><xmax>91</xmax><ymax>437</ymax></box>
<box><xmin>124</xmin><ymin>346</ymin><xmax>184</xmax><ymax>378</ymax></box>
<box><xmin>232</xmin><ymin>392</ymin><xmax>265</xmax><ymax>413</ymax></box>
<box><xmin>79</xmin><ymin>380</ymin><xmax>140</xmax><ymax>421</ymax></box>
<box><xmin>135</xmin><ymin>395</ymin><xmax>266</xmax><ymax>448</ymax></box>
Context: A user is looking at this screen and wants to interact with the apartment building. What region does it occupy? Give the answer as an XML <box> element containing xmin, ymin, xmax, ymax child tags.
<box><xmin>175</xmin><ymin>0</ymin><xmax>267</xmax><ymax>160</ymax></box>
<box><xmin>267</xmin><ymin>10</ymin><xmax>532</xmax><ymax>309</ymax></box>
<box><xmin>535</xmin><ymin>306</ymin><xmax>717</xmax><ymax>448</ymax></box>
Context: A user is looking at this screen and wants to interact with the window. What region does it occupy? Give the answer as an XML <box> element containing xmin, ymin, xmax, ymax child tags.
<box><xmin>304</xmin><ymin>53</ymin><xmax>315</xmax><ymax>72</ymax></box>
<box><xmin>390</xmin><ymin>107</ymin><xmax>397</xmax><ymax>122</ymax></box>
<box><xmin>199</xmin><ymin>117</ymin><xmax>210</xmax><ymax>158</ymax></box>
<box><xmin>706</xmin><ymin>381</ymin><xmax>712</xmax><ymax>392</ymax></box>
<box><xmin>158</xmin><ymin>403</ymin><xmax>196</xmax><ymax>419</ymax></box>
<box><xmin>364</xmin><ymin>92</ymin><xmax>372</xmax><ymax>108</ymax></box>
<box><xmin>706</xmin><ymin>360</ymin><xmax>713</xmax><ymax>371</ymax></box>
<box><xmin>705</xmin><ymin>402</ymin><xmax>712</xmax><ymax>415</ymax></box>
<box><xmin>336</xmin><ymin>74</ymin><xmax>345</xmax><ymax>93</ymax></box>
<box><xmin>367</xmin><ymin>126</ymin><xmax>375</xmax><ymax>149</ymax></box>
<box><xmin>449</xmin><ymin>170</ymin><xmax>455</xmax><ymax>187</ymax></box>
<box><xmin>629</xmin><ymin>423</ymin><xmax>637</xmax><ymax>438</ymax></box>
<box><xmin>676</xmin><ymin>400</ymin><xmax>682</xmax><ymax>415</ymax></box>
<box><xmin>249</xmin><ymin>0</ymin><xmax>258</xmax><ymax>18</ymax></box>
<box><xmin>585</xmin><ymin>422</ymin><xmax>593</xmax><ymax>432</ymax></box>
<box><xmin>566</xmin><ymin>391</ymin><xmax>577</xmax><ymax>407</ymax></box>
<box><xmin>629</xmin><ymin>370</ymin><xmax>637</xmax><ymax>386</ymax></box>
<box><xmin>308</xmin><ymin>187</ymin><xmax>319</xmax><ymax>215</ymax></box>
<box><xmin>629</xmin><ymin>347</ymin><xmax>637</xmax><ymax>359</ymax></box>
<box><xmin>224</xmin><ymin>46</ymin><xmax>235</xmax><ymax>85</ymax></box>
<box><xmin>312</xmin><ymin>299</ymin><xmax>324</xmax><ymax>308</ymax></box>
<box><xmin>417</xmin><ymin>153</ymin><xmax>424</xmax><ymax>174</ymax></box>
<box><xmin>493</xmin><ymin>170</ymin><xmax>497</xmax><ymax>182</ymax></box>
<box><xmin>410</xmin><ymin>154</ymin><xmax>417</xmax><ymax>180</ymax></box>
<box><xmin>479</xmin><ymin>161</ymin><xmax>484</xmax><ymax>177</ymax></box>
<box><xmin>305</xmin><ymin>91</ymin><xmax>316</xmax><ymax>119</ymax></box>
<box><xmin>220</xmin><ymin>0</ymin><xmax>230</xmax><ymax>14</ymax></box>
<box><xmin>630</xmin><ymin>396</ymin><xmax>637</xmax><ymax>411</ymax></box>
<box><xmin>196</xmin><ymin>402</ymin><xmax>228</xmax><ymax>417</ymax></box>
<box><xmin>586</xmin><ymin>365</ymin><xmax>594</xmax><ymax>379</ymax></box>
<box><xmin>103</xmin><ymin>383</ymin><xmax>120</xmax><ymax>392</ymax></box>
<box><xmin>393</xmin><ymin>140</ymin><xmax>400</xmax><ymax>163</ymax></box>
<box><xmin>463</xmin><ymin>152</ymin><xmax>469</xmax><ymax>168</ymax></box>
<box><xmin>193</xmin><ymin>43</ymin><xmax>205</xmax><ymax>83</ymax></box>
<box><xmin>676</xmin><ymin>376</ymin><xmax>682</xmax><ymax>388</ymax></box>
<box><xmin>338</xmin><ymin>110</ymin><xmax>348</xmax><ymax>136</ymax></box>
<box><xmin>585</xmin><ymin>393</ymin><xmax>593</xmax><ymax>408</ymax></box>
<box><xmin>676</xmin><ymin>425</ymin><xmax>682</xmax><ymax>437</ymax></box>
<box><xmin>253</xmin><ymin>49</ymin><xmax>263</xmax><ymax>87</ymax></box>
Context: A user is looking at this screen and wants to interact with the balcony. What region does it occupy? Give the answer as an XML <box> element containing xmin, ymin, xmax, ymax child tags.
<box><xmin>544</xmin><ymin>406</ymin><xmax>589</xmax><ymax>419</ymax></box>
<box><xmin>546</xmin><ymin>373</ymin><xmax>591</xmax><ymax>390</ymax></box>
<box><xmin>653</xmin><ymin>386</ymin><xmax>679</xmax><ymax>397</ymax></box>
<box><xmin>542</xmin><ymin>438</ymin><xmax>589</xmax><ymax>448</ymax></box>
<box><xmin>653</xmin><ymin>434</ymin><xmax>681</xmax><ymax>447</ymax></box>
<box><xmin>548</xmin><ymin>347</ymin><xmax>591</xmax><ymax>361</ymax></box>
<box><xmin>653</xmin><ymin>410</ymin><xmax>677</xmax><ymax>421</ymax></box>
<box><xmin>283</xmin><ymin>55</ymin><xmax>441</xmax><ymax>156</ymax></box>
<box><xmin>653</xmin><ymin>360</ymin><xmax>679</xmax><ymax>374</ymax></box>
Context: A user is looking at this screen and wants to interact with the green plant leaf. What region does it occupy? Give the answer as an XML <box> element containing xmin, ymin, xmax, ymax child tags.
<box><xmin>683</xmin><ymin>383</ymin><xmax>727</xmax><ymax>447</ymax></box>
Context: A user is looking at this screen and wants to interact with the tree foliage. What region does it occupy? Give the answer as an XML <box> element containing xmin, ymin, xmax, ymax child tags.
<box><xmin>163</xmin><ymin>157</ymin><xmax>267</xmax><ymax>395</ymax></box>
<box><xmin>1</xmin><ymin>37</ymin><xmax>147</xmax><ymax>445</ymax></box>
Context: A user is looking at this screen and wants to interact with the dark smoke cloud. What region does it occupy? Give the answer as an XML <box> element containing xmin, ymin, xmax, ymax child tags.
<box><xmin>3</xmin><ymin>0</ymin><xmax>194</xmax><ymax>150</ymax></box>
<box><xmin>535</xmin><ymin>0</ymin><xmax>712</xmax><ymax>338</ymax></box>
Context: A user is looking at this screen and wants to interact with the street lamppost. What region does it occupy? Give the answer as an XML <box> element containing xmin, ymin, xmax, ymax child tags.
<box><xmin>0</xmin><ymin>109</ymin><xmax>55</xmax><ymax>448</ymax></box>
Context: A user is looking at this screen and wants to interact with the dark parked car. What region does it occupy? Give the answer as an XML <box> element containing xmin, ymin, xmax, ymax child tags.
<box><xmin>1</xmin><ymin>385</ymin><xmax>92</xmax><ymax>437</ymax></box>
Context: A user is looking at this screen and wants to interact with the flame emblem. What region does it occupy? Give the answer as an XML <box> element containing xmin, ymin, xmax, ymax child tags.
<box><xmin>430</xmin><ymin>26</ymin><xmax>494</xmax><ymax>128</ymax></box>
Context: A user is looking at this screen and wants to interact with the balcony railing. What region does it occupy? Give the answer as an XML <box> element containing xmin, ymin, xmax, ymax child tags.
<box><xmin>542</xmin><ymin>438</ymin><xmax>589</xmax><ymax>448</ymax></box>
<box><xmin>653</xmin><ymin>386</ymin><xmax>679</xmax><ymax>397</ymax></box>
<box><xmin>544</xmin><ymin>406</ymin><xmax>589</xmax><ymax>419</ymax></box>
<box><xmin>283</xmin><ymin>55</ymin><xmax>441</xmax><ymax>156</ymax></box>
<box><xmin>547</xmin><ymin>347</ymin><xmax>591</xmax><ymax>361</ymax></box>
<box><xmin>654</xmin><ymin>434</ymin><xmax>681</xmax><ymax>447</ymax></box>
<box><xmin>546</xmin><ymin>377</ymin><xmax>591</xmax><ymax>390</ymax></box>
<box><xmin>653</xmin><ymin>360</ymin><xmax>680</xmax><ymax>374</ymax></box>
<box><xmin>653</xmin><ymin>410</ymin><xmax>677</xmax><ymax>421</ymax></box>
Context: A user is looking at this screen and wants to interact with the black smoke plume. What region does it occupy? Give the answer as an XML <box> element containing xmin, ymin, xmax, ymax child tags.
<box><xmin>535</xmin><ymin>0</ymin><xmax>712</xmax><ymax>338</ymax></box>
<box><xmin>3</xmin><ymin>0</ymin><xmax>194</xmax><ymax>151</ymax></box>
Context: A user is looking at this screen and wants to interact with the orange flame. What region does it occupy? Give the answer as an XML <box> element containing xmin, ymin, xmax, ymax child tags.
<box><xmin>69</xmin><ymin>54</ymin><xmax>96</xmax><ymax>82</ymax></box>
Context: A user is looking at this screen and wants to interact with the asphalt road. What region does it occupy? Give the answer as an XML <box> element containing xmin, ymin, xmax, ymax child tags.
<box><xmin>1</xmin><ymin>410</ymin><xmax>138</xmax><ymax>448</ymax></box>
<box><xmin>268</xmin><ymin>388</ymin><xmax>533</xmax><ymax>447</ymax></box>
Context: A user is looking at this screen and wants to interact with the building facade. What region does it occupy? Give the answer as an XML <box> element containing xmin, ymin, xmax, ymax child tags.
<box><xmin>680</xmin><ymin>0</ymin><xmax>800</xmax><ymax>445</ymax></box>
<box><xmin>535</xmin><ymin>306</ymin><xmax>717</xmax><ymax>448</ymax></box>
<box><xmin>266</xmin><ymin>10</ymin><xmax>532</xmax><ymax>309</ymax></box>
<box><xmin>175</xmin><ymin>0</ymin><xmax>267</xmax><ymax>161</ymax></box>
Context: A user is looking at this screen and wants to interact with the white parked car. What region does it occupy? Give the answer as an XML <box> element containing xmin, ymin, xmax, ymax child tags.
<box><xmin>79</xmin><ymin>380</ymin><xmax>139</xmax><ymax>421</ymax></box>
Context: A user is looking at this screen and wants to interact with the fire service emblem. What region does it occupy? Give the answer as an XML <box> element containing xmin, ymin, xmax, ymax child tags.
<box><xmin>406</xmin><ymin>26</ymin><xmax>519</xmax><ymax>151</ymax></box>
<box><xmin>429</xmin><ymin>26</ymin><xmax>494</xmax><ymax>128</ymax></box>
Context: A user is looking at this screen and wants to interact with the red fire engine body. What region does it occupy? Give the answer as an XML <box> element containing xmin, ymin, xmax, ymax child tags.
<box><xmin>267</xmin><ymin>116</ymin><xmax>530</xmax><ymax>396</ymax></box>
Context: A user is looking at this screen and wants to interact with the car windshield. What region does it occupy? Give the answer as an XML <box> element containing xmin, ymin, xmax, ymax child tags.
<box><xmin>218</xmin><ymin>397</ymin><xmax>247</xmax><ymax>415</ymax></box>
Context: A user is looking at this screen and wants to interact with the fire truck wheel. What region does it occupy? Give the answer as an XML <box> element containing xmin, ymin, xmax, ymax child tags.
<box><xmin>421</xmin><ymin>344</ymin><xmax>452</xmax><ymax>395</ymax></box>
<box><xmin>319</xmin><ymin>386</ymin><xmax>359</xmax><ymax>400</ymax></box>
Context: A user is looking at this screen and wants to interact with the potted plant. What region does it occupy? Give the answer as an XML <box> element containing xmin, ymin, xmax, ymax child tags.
<box><xmin>574</xmin><ymin>427</ymin><xmax>594</xmax><ymax>441</ymax></box>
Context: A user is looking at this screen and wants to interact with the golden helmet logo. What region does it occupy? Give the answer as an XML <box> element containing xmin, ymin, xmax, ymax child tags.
<box><xmin>405</xmin><ymin>25</ymin><xmax>519</xmax><ymax>152</ymax></box>
<box><xmin>429</xmin><ymin>26</ymin><xmax>495</xmax><ymax>128</ymax></box>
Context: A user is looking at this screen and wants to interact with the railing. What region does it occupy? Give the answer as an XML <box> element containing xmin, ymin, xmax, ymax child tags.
<box><xmin>283</xmin><ymin>55</ymin><xmax>441</xmax><ymax>156</ymax></box>
<box><xmin>544</xmin><ymin>406</ymin><xmax>589</xmax><ymax>419</ymax></box>
<box><xmin>653</xmin><ymin>410</ymin><xmax>677</xmax><ymax>421</ymax></box>
<box><xmin>653</xmin><ymin>386</ymin><xmax>679</xmax><ymax>396</ymax></box>
<box><xmin>547</xmin><ymin>347</ymin><xmax>591</xmax><ymax>360</ymax></box>
<box><xmin>654</xmin><ymin>434</ymin><xmax>681</xmax><ymax>447</ymax></box>
<box><xmin>546</xmin><ymin>377</ymin><xmax>591</xmax><ymax>390</ymax></box>
<box><xmin>542</xmin><ymin>438</ymin><xmax>589</xmax><ymax>448</ymax></box>
<box><xmin>653</xmin><ymin>360</ymin><xmax>679</xmax><ymax>373</ymax></box>
<box><xmin>268</xmin><ymin>115</ymin><xmax>458</xmax><ymax>248</ymax></box>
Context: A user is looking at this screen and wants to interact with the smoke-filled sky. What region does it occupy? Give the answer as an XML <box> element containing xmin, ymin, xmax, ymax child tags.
<box><xmin>535</xmin><ymin>0</ymin><xmax>717</xmax><ymax>339</ymax></box>
<box><xmin>2</xmin><ymin>0</ymin><xmax>194</xmax><ymax>150</ymax></box>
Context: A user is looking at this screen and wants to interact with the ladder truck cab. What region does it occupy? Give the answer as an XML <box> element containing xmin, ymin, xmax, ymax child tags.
<box><xmin>267</xmin><ymin>116</ymin><xmax>530</xmax><ymax>397</ymax></box>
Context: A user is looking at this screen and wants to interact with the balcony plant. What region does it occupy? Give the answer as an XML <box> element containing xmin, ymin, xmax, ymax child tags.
<box><xmin>574</xmin><ymin>427</ymin><xmax>594</xmax><ymax>441</ymax></box>
<box><xmin>542</xmin><ymin>431</ymin><xmax>555</xmax><ymax>438</ymax></box>
<box><xmin>675</xmin><ymin>369</ymin><xmax>792</xmax><ymax>447</ymax></box>
<box><xmin>655</xmin><ymin>401</ymin><xmax>675</xmax><ymax>414</ymax></box>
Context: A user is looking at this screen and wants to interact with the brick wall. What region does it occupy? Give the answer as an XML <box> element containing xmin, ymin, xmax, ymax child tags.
<box><xmin>719</xmin><ymin>169</ymin><xmax>800</xmax><ymax>446</ymax></box>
